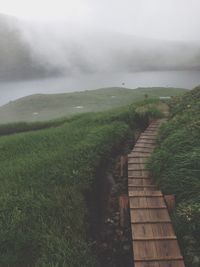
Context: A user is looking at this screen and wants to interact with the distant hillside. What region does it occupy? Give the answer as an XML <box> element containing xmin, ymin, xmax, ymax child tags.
<box><xmin>0</xmin><ymin>14</ymin><xmax>59</xmax><ymax>81</ymax></box>
<box><xmin>0</xmin><ymin>87</ymin><xmax>188</xmax><ymax>123</ymax></box>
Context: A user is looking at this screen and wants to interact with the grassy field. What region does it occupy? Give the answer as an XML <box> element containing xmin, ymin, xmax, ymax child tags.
<box><xmin>0</xmin><ymin>87</ymin><xmax>187</xmax><ymax>123</ymax></box>
<box><xmin>0</xmin><ymin>85</ymin><xmax>192</xmax><ymax>266</ymax></box>
<box><xmin>147</xmin><ymin>86</ymin><xmax>200</xmax><ymax>267</ymax></box>
<box><xmin>0</xmin><ymin>99</ymin><xmax>164</xmax><ymax>267</ymax></box>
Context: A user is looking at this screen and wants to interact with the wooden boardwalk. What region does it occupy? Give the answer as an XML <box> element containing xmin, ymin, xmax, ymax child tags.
<box><xmin>128</xmin><ymin>119</ymin><xmax>185</xmax><ymax>267</ymax></box>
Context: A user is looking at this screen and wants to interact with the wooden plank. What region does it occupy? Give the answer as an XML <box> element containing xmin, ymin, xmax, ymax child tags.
<box><xmin>128</xmin><ymin>152</ymin><xmax>151</xmax><ymax>158</ymax></box>
<box><xmin>141</xmin><ymin>132</ymin><xmax>157</xmax><ymax>135</ymax></box>
<box><xmin>144</xmin><ymin>130</ymin><xmax>158</xmax><ymax>134</ymax></box>
<box><xmin>119</xmin><ymin>195</ymin><xmax>129</xmax><ymax>227</ymax></box>
<box><xmin>137</xmin><ymin>137</ymin><xmax>157</xmax><ymax>141</ymax></box>
<box><xmin>135</xmin><ymin>143</ymin><xmax>155</xmax><ymax>149</ymax></box>
<box><xmin>139</xmin><ymin>134</ymin><xmax>157</xmax><ymax>138</ymax></box>
<box><xmin>129</xmin><ymin>185</ymin><xmax>157</xmax><ymax>189</ymax></box>
<box><xmin>147</xmin><ymin>126</ymin><xmax>159</xmax><ymax>129</ymax></box>
<box><xmin>146</xmin><ymin>124</ymin><xmax>160</xmax><ymax>130</ymax></box>
<box><xmin>130</xmin><ymin>194</ymin><xmax>147</xmax><ymax>208</ymax></box>
<box><xmin>134</xmin><ymin>256</ymin><xmax>184</xmax><ymax>262</ymax></box>
<box><xmin>130</xmin><ymin>209</ymin><xmax>171</xmax><ymax>223</ymax></box>
<box><xmin>128</xmin><ymin>176</ymin><xmax>150</xmax><ymax>179</ymax></box>
<box><xmin>144</xmin><ymin>130</ymin><xmax>158</xmax><ymax>133</ymax></box>
<box><xmin>145</xmin><ymin>126</ymin><xmax>159</xmax><ymax>130</ymax></box>
<box><xmin>164</xmin><ymin>195</ymin><xmax>176</xmax><ymax>212</ymax></box>
<box><xmin>134</xmin><ymin>236</ymin><xmax>177</xmax><ymax>241</ymax></box>
<box><xmin>128</xmin><ymin>168</ymin><xmax>147</xmax><ymax>172</ymax></box>
<box><xmin>131</xmin><ymin>151</ymin><xmax>153</xmax><ymax>156</ymax></box>
<box><xmin>136</xmin><ymin>140</ymin><xmax>155</xmax><ymax>145</ymax></box>
<box><xmin>133</xmin><ymin>147</ymin><xmax>154</xmax><ymax>152</ymax></box>
<box><xmin>134</xmin><ymin>260</ymin><xmax>185</xmax><ymax>267</ymax></box>
<box><xmin>131</xmin><ymin>223</ymin><xmax>175</xmax><ymax>239</ymax></box>
<box><xmin>128</xmin><ymin>160</ymin><xmax>141</xmax><ymax>166</ymax></box>
<box><xmin>128</xmin><ymin>170</ymin><xmax>150</xmax><ymax>177</ymax></box>
<box><xmin>128</xmin><ymin>167</ymin><xmax>149</xmax><ymax>172</ymax></box>
<box><xmin>129</xmin><ymin>186</ymin><xmax>157</xmax><ymax>191</ymax></box>
<box><xmin>133</xmin><ymin>240</ymin><xmax>183</xmax><ymax>261</ymax></box>
<box><xmin>128</xmin><ymin>167</ymin><xmax>147</xmax><ymax>171</ymax></box>
<box><xmin>128</xmin><ymin>163</ymin><xmax>145</xmax><ymax>170</ymax></box>
<box><xmin>129</xmin><ymin>191</ymin><xmax>163</xmax><ymax>197</ymax></box>
<box><xmin>128</xmin><ymin>176</ymin><xmax>150</xmax><ymax>180</ymax></box>
<box><xmin>140</xmin><ymin>135</ymin><xmax>157</xmax><ymax>139</ymax></box>
<box><xmin>128</xmin><ymin>168</ymin><xmax>150</xmax><ymax>177</ymax></box>
<box><xmin>128</xmin><ymin>157</ymin><xmax>147</xmax><ymax>164</ymax></box>
<box><xmin>129</xmin><ymin>196</ymin><xmax>166</xmax><ymax>208</ymax></box>
<box><xmin>128</xmin><ymin>178</ymin><xmax>152</xmax><ymax>186</ymax></box>
<box><xmin>146</xmin><ymin>195</ymin><xmax>166</xmax><ymax>207</ymax></box>
<box><xmin>138</xmin><ymin>136</ymin><xmax>156</xmax><ymax>140</ymax></box>
<box><xmin>128</xmin><ymin>151</ymin><xmax>151</xmax><ymax>159</ymax></box>
<box><xmin>131</xmin><ymin>207</ymin><xmax>167</xmax><ymax>210</ymax></box>
<box><xmin>144</xmin><ymin>130</ymin><xmax>159</xmax><ymax>132</ymax></box>
<box><xmin>128</xmin><ymin>152</ymin><xmax>151</xmax><ymax>156</ymax></box>
<box><xmin>132</xmin><ymin>147</ymin><xmax>154</xmax><ymax>153</ymax></box>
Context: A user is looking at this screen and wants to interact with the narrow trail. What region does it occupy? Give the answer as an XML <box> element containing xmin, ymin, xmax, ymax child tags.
<box><xmin>128</xmin><ymin>119</ymin><xmax>185</xmax><ymax>267</ymax></box>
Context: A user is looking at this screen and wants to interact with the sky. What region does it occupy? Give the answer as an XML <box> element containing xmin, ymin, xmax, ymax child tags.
<box><xmin>0</xmin><ymin>0</ymin><xmax>200</xmax><ymax>41</ymax></box>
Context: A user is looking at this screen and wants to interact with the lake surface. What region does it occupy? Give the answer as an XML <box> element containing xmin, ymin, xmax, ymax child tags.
<box><xmin>0</xmin><ymin>70</ymin><xmax>199</xmax><ymax>106</ymax></box>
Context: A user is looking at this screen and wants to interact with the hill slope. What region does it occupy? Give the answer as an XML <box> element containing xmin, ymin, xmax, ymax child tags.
<box><xmin>148</xmin><ymin>86</ymin><xmax>200</xmax><ymax>267</ymax></box>
<box><xmin>0</xmin><ymin>87</ymin><xmax>187</xmax><ymax>123</ymax></box>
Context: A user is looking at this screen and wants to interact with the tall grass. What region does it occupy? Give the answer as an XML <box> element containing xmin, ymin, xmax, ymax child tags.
<box><xmin>0</xmin><ymin>117</ymin><xmax>69</xmax><ymax>136</ymax></box>
<box><xmin>0</xmin><ymin>103</ymin><xmax>160</xmax><ymax>267</ymax></box>
<box><xmin>147</xmin><ymin>86</ymin><xmax>200</xmax><ymax>267</ymax></box>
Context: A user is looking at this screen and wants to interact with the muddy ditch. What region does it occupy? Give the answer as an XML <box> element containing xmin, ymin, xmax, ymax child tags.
<box><xmin>87</xmin><ymin>147</ymin><xmax>135</xmax><ymax>266</ymax></box>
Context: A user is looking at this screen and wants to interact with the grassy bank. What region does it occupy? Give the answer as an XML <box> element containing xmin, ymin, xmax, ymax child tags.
<box><xmin>0</xmin><ymin>118</ymin><xmax>68</xmax><ymax>136</ymax></box>
<box><xmin>0</xmin><ymin>87</ymin><xmax>187</xmax><ymax>123</ymax></box>
<box><xmin>147</xmin><ymin>86</ymin><xmax>200</xmax><ymax>267</ymax></box>
<box><xmin>0</xmin><ymin>101</ymin><xmax>162</xmax><ymax>267</ymax></box>
<box><xmin>0</xmin><ymin>98</ymin><xmax>166</xmax><ymax>137</ymax></box>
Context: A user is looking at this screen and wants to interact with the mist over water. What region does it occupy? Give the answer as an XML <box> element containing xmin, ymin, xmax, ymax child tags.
<box><xmin>0</xmin><ymin>70</ymin><xmax>199</xmax><ymax>106</ymax></box>
<box><xmin>1</xmin><ymin>0</ymin><xmax>200</xmax><ymax>107</ymax></box>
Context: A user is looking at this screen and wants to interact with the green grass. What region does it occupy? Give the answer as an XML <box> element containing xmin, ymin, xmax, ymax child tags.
<box><xmin>0</xmin><ymin>101</ymin><xmax>162</xmax><ymax>267</ymax></box>
<box><xmin>0</xmin><ymin>87</ymin><xmax>187</xmax><ymax>123</ymax></box>
<box><xmin>0</xmin><ymin>98</ymin><xmax>163</xmax><ymax>136</ymax></box>
<box><xmin>147</xmin><ymin>86</ymin><xmax>200</xmax><ymax>267</ymax></box>
<box><xmin>0</xmin><ymin>118</ymin><xmax>68</xmax><ymax>136</ymax></box>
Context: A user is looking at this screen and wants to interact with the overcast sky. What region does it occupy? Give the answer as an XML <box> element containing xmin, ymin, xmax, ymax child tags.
<box><xmin>0</xmin><ymin>0</ymin><xmax>200</xmax><ymax>41</ymax></box>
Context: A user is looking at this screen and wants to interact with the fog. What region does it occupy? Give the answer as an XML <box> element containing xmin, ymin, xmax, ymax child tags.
<box><xmin>14</xmin><ymin>0</ymin><xmax>200</xmax><ymax>76</ymax></box>
<box><xmin>18</xmin><ymin>20</ymin><xmax>200</xmax><ymax>76</ymax></box>
<box><xmin>2</xmin><ymin>0</ymin><xmax>200</xmax><ymax>41</ymax></box>
<box><xmin>0</xmin><ymin>0</ymin><xmax>200</xmax><ymax>103</ymax></box>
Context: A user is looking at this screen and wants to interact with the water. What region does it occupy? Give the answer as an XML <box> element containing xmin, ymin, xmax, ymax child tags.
<box><xmin>0</xmin><ymin>70</ymin><xmax>199</xmax><ymax>106</ymax></box>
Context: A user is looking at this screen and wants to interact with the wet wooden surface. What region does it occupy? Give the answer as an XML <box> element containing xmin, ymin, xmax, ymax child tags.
<box><xmin>128</xmin><ymin>119</ymin><xmax>185</xmax><ymax>267</ymax></box>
